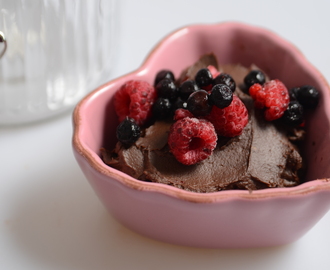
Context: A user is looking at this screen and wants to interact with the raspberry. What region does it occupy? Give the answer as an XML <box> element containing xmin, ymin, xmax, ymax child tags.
<box><xmin>168</xmin><ymin>117</ymin><xmax>217</xmax><ymax>165</ymax></box>
<box><xmin>206</xmin><ymin>95</ymin><xmax>248</xmax><ymax>137</ymax></box>
<box><xmin>173</xmin><ymin>108</ymin><xmax>193</xmax><ymax>121</ymax></box>
<box><xmin>114</xmin><ymin>80</ymin><xmax>157</xmax><ymax>126</ymax></box>
<box><xmin>249</xmin><ymin>79</ymin><xmax>289</xmax><ymax>121</ymax></box>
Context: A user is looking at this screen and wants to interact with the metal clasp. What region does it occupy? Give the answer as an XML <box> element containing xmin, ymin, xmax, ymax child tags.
<box><xmin>0</xmin><ymin>31</ymin><xmax>7</xmax><ymax>60</ymax></box>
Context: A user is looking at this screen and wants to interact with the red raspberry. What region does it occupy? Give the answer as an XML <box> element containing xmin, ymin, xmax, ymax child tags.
<box><xmin>206</xmin><ymin>95</ymin><xmax>248</xmax><ymax>137</ymax></box>
<box><xmin>114</xmin><ymin>80</ymin><xmax>157</xmax><ymax>126</ymax></box>
<box><xmin>173</xmin><ymin>108</ymin><xmax>194</xmax><ymax>121</ymax></box>
<box><xmin>249</xmin><ymin>79</ymin><xmax>289</xmax><ymax>121</ymax></box>
<box><xmin>168</xmin><ymin>117</ymin><xmax>217</xmax><ymax>165</ymax></box>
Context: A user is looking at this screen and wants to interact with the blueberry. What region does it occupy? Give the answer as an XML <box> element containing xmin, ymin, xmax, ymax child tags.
<box><xmin>209</xmin><ymin>84</ymin><xmax>233</xmax><ymax>108</ymax></box>
<box><xmin>296</xmin><ymin>85</ymin><xmax>319</xmax><ymax>109</ymax></box>
<box><xmin>172</xmin><ymin>97</ymin><xmax>187</xmax><ymax>111</ymax></box>
<box><xmin>179</xmin><ymin>80</ymin><xmax>200</xmax><ymax>100</ymax></box>
<box><xmin>152</xmin><ymin>97</ymin><xmax>172</xmax><ymax>120</ymax></box>
<box><xmin>116</xmin><ymin>117</ymin><xmax>141</xmax><ymax>146</ymax></box>
<box><xmin>213</xmin><ymin>73</ymin><xmax>236</xmax><ymax>92</ymax></box>
<box><xmin>154</xmin><ymin>69</ymin><xmax>175</xmax><ymax>86</ymax></box>
<box><xmin>155</xmin><ymin>78</ymin><xmax>178</xmax><ymax>101</ymax></box>
<box><xmin>244</xmin><ymin>70</ymin><xmax>266</xmax><ymax>89</ymax></box>
<box><xmin>289</xmin><ymin>87</ymin><xmax>300</xmax><ymax>101</ymax></box>
<box><xmin>195</xmin><ymin>68</ymin><xmax>213</xmax><ymax>88</ymax></box>
<box><xmin>187</xmin><ymin>90</ymin><xmax>212</xmax><ymax>117</ymax></box>
<box><xmin>282</xmin><ymin>101</ymin><xmax>304</xmax><ymax>126</ymax></box>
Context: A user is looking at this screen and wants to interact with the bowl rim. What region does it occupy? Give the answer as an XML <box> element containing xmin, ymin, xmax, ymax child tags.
<box><xmin>72</xmin><ymin>21</ymin><xmax>330</xmax><ymax>204</ymax></box>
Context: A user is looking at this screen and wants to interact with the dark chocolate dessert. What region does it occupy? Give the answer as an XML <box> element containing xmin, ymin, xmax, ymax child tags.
<box><xmin>101</xmin><ymin>54</ymin><xmax>312</xmax><ymax>193</ymax></box>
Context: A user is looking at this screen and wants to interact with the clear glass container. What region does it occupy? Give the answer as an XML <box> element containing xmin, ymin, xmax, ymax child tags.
<box><xmin>0</xmin><ymin>0</ymin><xmax>116</xmax><ymax>124</ymax></box>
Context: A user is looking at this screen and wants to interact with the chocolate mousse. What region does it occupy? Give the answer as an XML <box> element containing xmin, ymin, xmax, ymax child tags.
<box><xmin>101</xmin><ymin>55</ymin><xmax>304</xmax><ymax>193</ymax></box>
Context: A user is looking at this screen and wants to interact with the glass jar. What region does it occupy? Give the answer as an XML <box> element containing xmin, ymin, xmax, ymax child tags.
<box><xmin>0</xmin><ymin>0</ymin><xmax>116</xmax><ymax>124</ymax></box>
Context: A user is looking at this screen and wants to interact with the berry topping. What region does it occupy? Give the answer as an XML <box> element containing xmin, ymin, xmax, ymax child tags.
<box><xmin>213</xmin><ymin>73</ymin><xmax>236</xmax><ymax>92</ymax></box>
<box><xmin>114</xmin><ymin>80</ymin><xmax>157</xmax><ymax>126</ymax></box>
<box><xmin>172</xmin><ymin>97</ymin><xmax>187</xmax><ymax>111</ymax></box>
<box><xmin>207</xmin><ymin>65</ymin><xmax>220</xmax><ymax>78</ymax></box>
<box><xmin>154</xmin><ymin>69</ymin><xmax>175</xmax><ymax>86</ymax></box>
<box><xmin>244</xmin><ymin>70</ymin><xmax>266</xmax><ymax>89</ymax></box>
<box><xmin>173</xmin><ymin>108</ymin><xmax>194</xmax><ymax>121</ymax></box>
<box><xmin>209</xmin><ymin>84</ymin><xmax>233</xmax><ymax>109</ymax></box>
<box><xmin>152</xmin><ymin>97</ymin><xmax>172</xmax><ymax>120</ymax></box>
<box><xmin>116</xmin><ymin>117</ymin><xmax>141</xmax><ymax>146</ymax></box>
<box><xmin>195</xmin><ymin>68</ymin><xmax>213</xmax><ymax>89</ymax></box>
<box><xmin>249</xmin><ymin>79</ymin><xmax>289</xmax><ymax>121</ymax></box>
<box><xmin>179</xmin><ymin>80</ymin><xmax>200</xmax><ymax>100</ymax></box>
<box><xmin>155</xmin><ymin>78</ymin><xmax>179</xmax><ymax>101</ymax></box>
<box><xmin>168</xmin><ymin>117</ymin><xmax>217</xmax><ymax>165</ymax></box>
<box><xmin>187</xmin><ymin>90</ymin><xmax>212</xmax><ymax>117</ymax></box>
<box><xmin>295</xmin><ymin>85</ymin><xmax>320</xmax><ymax>109</ymax></box>
<box><xmin>282</xmin><ymin>101</ymin><xmax>304</xmax><ymax>126</ymax></box>
<box><xmin>206</xmin><ymin>95</ymin><xmax>248</xmax><ymax>137</ymax></box>
<box><xmin>288</xmin><ymin>87</ymin><xmax>300</xmax><ymax>101</ymax></box>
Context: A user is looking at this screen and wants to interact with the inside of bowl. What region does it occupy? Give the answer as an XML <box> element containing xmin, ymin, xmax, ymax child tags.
<box><xmin>81</xmin><ymin>22</ymin><xmax>330</xmax><ymax>184</ymax></box>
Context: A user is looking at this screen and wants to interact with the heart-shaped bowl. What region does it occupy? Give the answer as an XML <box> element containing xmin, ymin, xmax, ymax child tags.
<box><xmin>72</xmin><ymin>22</ymin><xmax>330</xmax><ymax>248</ymax></box>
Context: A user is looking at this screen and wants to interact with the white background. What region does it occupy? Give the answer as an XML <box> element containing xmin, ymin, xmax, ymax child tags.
<box><xmin>1</xmin><ymin>0</ymin><xmax>330</xmax><ymax>269</ymax></box>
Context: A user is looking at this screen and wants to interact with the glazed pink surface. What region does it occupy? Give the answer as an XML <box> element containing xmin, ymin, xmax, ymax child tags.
<box><xmin>72</xmin><ymin>22</ymin><xmax>330</xmax><ymax>248</ymax></box>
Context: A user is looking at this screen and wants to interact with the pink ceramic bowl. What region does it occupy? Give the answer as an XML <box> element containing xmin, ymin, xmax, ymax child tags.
<box><xmin>72</xmin><ymin>22</ymin><xmax>330</xmax><ymax>248</ymax></box>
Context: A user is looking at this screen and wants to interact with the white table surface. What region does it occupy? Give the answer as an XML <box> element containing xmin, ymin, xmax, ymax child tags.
<box><xmin>1</xmin><ymin>1</ymin><xmax>330</xmax><ymax>269</ymax></box>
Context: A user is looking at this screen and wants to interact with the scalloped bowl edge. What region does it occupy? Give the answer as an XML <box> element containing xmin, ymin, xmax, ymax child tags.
<box><xmin>72</xmin><ymin>22</ymin><xmax>330</xmax><ymax>248</ymax></box>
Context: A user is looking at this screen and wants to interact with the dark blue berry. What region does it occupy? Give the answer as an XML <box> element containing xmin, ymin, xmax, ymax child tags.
<box><xmin>209</xmin><ymin>84</ymin><xmax>233</xmax><ymax>108</ymax></box>
<box><xmin>282</xmin><ymin>101</ymin><xmax>304</xmax><ymax>126</ymax></box>
<box><xmin>154</xmin><ymin>69</ymin><xmax>175</xmax><ymax>86</ymax></box>
<box><xmin>179</xmin><ymin>80</ymin><xmax>199</xmax><ymax>100</ymax></box>
<box><xmin>187</xmin><ymin>90</ymin><xmax>212</xmax><ymax>117</ymax></box>
<box><xmin>296</xmin><ymin>85</ymin><xmax>319</xmax><ymax>109</ymax></box>
<box><xmin>289</xmin><ymin>87</ymin><xmax>300</xmax><ymax>101</ymax></box>
<box><xmin>116</xmin><ymin>117</ymin><xmax>141</xmax><ymax>146</ymax></box>
<box><xmin>152</xmin><ymin>97</ymin><xmax>172</xmax><ymax>120</ymax></box>
<box><xmin>155</xmin><ymin>78</ymin><xmax>178</xmax><ymax>101</ymax></box>
<box><xmin>173</xmin><ymin>97</ymin><xmax>187</xmax><ymax>111</ymax></box>
<box><xmin>213</xmin><ymin>73</ymin><xmax>236</xmax><ymax>92</ymax></box>
<box><xmin>244</xmin><ymin>70</ymin><xmax>266</xmax><ymax>89</ymax></box>
<box><xmin>195</xmin><ymin>68</ymin><xmax>213</xmax><ymax>88</ymax></box>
